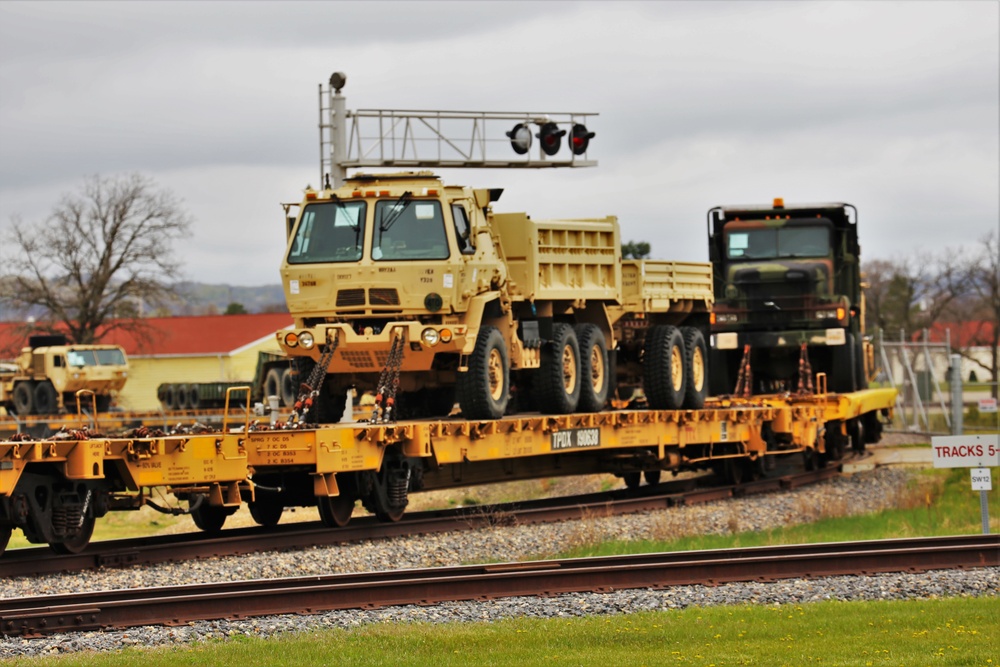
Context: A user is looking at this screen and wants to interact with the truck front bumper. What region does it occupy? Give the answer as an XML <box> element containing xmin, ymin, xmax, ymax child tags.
<box><xmin>711</xmin><ymin>328</ymin><xmax>846</xmax><ymax>351</ymax></box>
<box><xmin>277</xmin><ymin>322</ymin><xmax>475</xmax><ymax>373</ymax></box>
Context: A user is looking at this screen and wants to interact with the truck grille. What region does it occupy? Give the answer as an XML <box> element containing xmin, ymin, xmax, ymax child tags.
<box><xmin>369</xmin><ymin>288</ymin><xmax>400</xmax><ymax>305</ymax></box>
<box><xmin>335</xmin><ymin>288</ymin><xmax>400</xmax><ymax>308</ymax></box>
<box><xmin>336</xmin><ymin>289</ymin><xmax>366</xmax><ymax>307</ymax></box>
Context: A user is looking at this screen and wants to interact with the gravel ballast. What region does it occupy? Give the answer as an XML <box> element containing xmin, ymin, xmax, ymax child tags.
<box><xmin>1</xmin><ymin>467</ymin><xmax>996</xmax><ymax>658</ymax></box>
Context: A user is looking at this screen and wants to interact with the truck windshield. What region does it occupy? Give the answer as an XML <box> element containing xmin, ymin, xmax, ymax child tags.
<box><xmin>287</xmin><ymin>200</ymin><xmax>367</xmax><ymax>264</ymax></box>
<box><xmin>726</xmin><ymin>225</ymin><xmax>830</xmax><ymax>260</ymax></box>
<box><xmin>67</xmin><ymin>349</ymin><xmax>126</xmax><ymax>367</ymax></box>
<box><xmin>373</xmin><ymin>200</ymin><xmax>449</xmax><ymax>261</ymax></box>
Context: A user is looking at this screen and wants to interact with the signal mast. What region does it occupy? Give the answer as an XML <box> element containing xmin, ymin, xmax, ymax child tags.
<box><xmin>319</xmin><ymin>71</ymin><xmax>597</xmax><ymax>187</ymax></box>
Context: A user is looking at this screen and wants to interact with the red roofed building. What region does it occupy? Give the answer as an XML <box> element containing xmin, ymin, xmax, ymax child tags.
<box><xmin>0</xmin><ymin>314</ymin><xmax>293</xmax><ymax>411</ymax></box>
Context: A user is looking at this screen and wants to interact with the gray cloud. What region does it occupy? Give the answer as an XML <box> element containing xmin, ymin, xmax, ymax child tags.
<box><xmin>1</xmin><ymin>1</ymin><xmax>996</xmax><ymax>285</ymax></box>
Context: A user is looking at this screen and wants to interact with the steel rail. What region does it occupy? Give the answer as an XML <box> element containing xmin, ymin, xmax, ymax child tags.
<box><xmin>1</xmin><ymin>468</ymin><xmax>838</xmax><ymax>578</ymax></box>
<box><xmin>2</xmin><ymin>535</ymin><xmax>995</xmax><ymax>637</ymax></box>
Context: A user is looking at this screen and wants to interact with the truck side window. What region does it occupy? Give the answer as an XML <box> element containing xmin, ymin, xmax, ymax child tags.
<box><xmin>451</xmin><ymin>204</ymin><xmax>475</xmax><ymax>255</ymax></box>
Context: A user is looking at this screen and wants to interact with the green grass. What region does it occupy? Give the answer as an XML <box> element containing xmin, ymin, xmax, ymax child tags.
<box><xmin>5</xmin><ymin>503</ymin><xmax>185</xmax><ymax>551</ymax></box>
<box><xmin>5</xmin><ymin>597</ymin><xmax>996</xmax><ymax>666</ymax></box>
<box><xmin>556</xmin><ymin>468</ymin><xmax>999</xmax><ymax>559</ymax></box>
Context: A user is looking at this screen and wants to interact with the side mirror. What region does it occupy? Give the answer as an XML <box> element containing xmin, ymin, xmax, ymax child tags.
<box><xmin>286</xmin><ymin>216</ymin><xmax>296</xmax><ymax>240</ymax></box>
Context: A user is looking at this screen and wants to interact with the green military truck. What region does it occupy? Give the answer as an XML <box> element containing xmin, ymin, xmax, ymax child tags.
<box><xmin>707</xmin><ymin>198</ymin><xmax>868</xmax><ymax>395</ymax></box>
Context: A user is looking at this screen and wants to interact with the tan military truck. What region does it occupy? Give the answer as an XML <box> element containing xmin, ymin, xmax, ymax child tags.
<box><xmin>0</xmin><ymin>335</ymin><xmax>129</xmax><ymax>415</ymax></box>
<box><xmin>277</xmin><ymin>172</ymin><xmax>713</xmax><ymax>421</ymax></box>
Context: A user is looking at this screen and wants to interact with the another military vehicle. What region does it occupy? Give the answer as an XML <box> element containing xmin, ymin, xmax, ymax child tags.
<box><xmin>707</xmin><ymin>199</ymin><xmax>868</xmax><ymax>395</ymax></box>
<box><xmin>0</xmin><ymin>335</ymin><xmax>129</xmax><ymax>415</ymax></box>
<box><xmin>277</xmin><ymin>172</ymin><xmax>713</xmax><ymax>421</ymax></box>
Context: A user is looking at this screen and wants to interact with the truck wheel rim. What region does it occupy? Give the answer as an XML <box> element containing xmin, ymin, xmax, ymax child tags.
<box><xmin>487</xmin><ymin>348</ymin><xmax>504</xmax><ymax>401</ymax></box>
<box><xmin>671</xmin><ymin>346</ymin><xmax>683</xmax><ymax>391</ymax></box>
<box><xmin>691</xmin><ymin>347</ymin><xmax>705</xmax><ymax>391</ymax></box>
<box><xmin>589</xmin><ymin>345</ymin><xmax>604</xmax><ymax>392</ymax></box>
<box><xmin>562</xmin><ymin>345</ymin><xmax>577</xmax><ymax>394</ymax></box>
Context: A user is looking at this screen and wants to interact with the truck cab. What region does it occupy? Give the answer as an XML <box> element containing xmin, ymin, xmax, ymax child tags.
<box><xmin>277</xmin><ymin>172</ymin><xmax>506</xmax><ymax>419</ymax></box>
<box><xmin>707</xmin><ymin>199</ymin><xmax>865</xmax><ymax>394</ymax></box>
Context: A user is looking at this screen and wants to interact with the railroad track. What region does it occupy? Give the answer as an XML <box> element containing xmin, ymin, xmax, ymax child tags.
<box><xmin>2</xmin><ymin>534</ymin><xmax>995</xmax><ymax>638</ymax></box>
<box><xmin>0</xmin><ymin>467</ymin><xmax>838</xmax><ymax>578</ymax></box>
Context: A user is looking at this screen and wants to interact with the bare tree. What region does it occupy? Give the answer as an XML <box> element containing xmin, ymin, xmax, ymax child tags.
<box><xmin>962</xmin><ymin>231</ymin><xmax>999</xmax><ymax>397</ymax></box>
<box><xmin>863</xmin><ymin>249</ymin><xmax>970</xmax><ymax>339</ymax></box>
<box><xmin>2</xmin><ymin>173</ymin><xmax>192</xmax><ymax>344</ymax></box>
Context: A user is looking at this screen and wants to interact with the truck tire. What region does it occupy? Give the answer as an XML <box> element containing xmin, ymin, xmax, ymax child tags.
<box><xmin>280</xmin><ymin>368</ymin><xmax>297</xmax><ymax>407</ymax></box>
<box><xmin>188</xmin><ymin>385</ymin><xmax>201</xmax><ymax>410</ymax></box>
<box><xmin>33</xmin><ymin>381</ymin><xmax>58</xmax><ymax>414</ymax></box>
<box><xmin>575</xmin><ymin>324</ymin><xmax>609</xmax><ymax>413</ymax></box>
<box><xmin>264</xmin><ymin>369</ymin><xmax>283</xmax><ymax>402</ymax></box>
<box><xmin>643</xmin><ymin>325</ymin><xmax>686</xmax><ymax>410</ymax></box>
<box><xmin>161</xmin><ymin>385</ymin><xmax>176</xmax><ymax>410</ymax></box>
<box><xmin>96</xmin><ymin>395</ymin><xmax>112</xmax><ymax>413</ymax></box>
<box><xmin>12</xmin><ymin>382</ymin><xmax>34</xmax><ymax>415</ymax></box>
<box><xmin>536</xmin><ymin>323</ymin><xmax>581</xmax><ymax>414</ymax></box>
<box><xmin>176</xmin><ymin>384</ymin><xmax>190</xmax><ymax>411</ymax></box>
<box><xmin>681</xmin><ymin>327</ymin><xmax>708</xmax><ymax>409</ymax></box>
<box><xmin>458</xmin><ymin>325</ymin><xmax>510</xmax><ymax>420</ymax></box>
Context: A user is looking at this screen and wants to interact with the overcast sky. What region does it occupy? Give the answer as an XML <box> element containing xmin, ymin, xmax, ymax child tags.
<box><xmin>1</xmin><ymin>1</ymin><xmax>997</xmax><ymax>287</ymax></box>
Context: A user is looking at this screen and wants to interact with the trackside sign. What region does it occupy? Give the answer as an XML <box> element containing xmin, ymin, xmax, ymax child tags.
<box><xmin>930</xmin><ymin>434</ymin><xmax>1000</xmax><ymax>468</ymax></box>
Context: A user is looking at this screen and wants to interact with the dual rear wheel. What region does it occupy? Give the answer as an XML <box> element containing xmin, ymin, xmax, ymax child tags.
<box><xmin>643</xmin><ymin>325</ymin><xmax>707</xmax><ymax>410</ymax></box>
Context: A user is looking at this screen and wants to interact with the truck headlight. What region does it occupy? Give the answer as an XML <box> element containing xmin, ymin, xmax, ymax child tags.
<box><xmin>716</xmin><ymin>313</ymin><xmax>739</xmax><ymax>324</ymax></box>
<box><xmin>298</xmin><ymin>332</ymin><xmax>315</xmax><ymax>349</ymax></box>
<box><xmin>815</xmin><ymin>309</ymin><xmax>838</xmax><ymax>320</ymax></box>
<box><xmin>421</xmin><ymin>328</ymin><xmax>440</xmax><ymax>346</ymax></box>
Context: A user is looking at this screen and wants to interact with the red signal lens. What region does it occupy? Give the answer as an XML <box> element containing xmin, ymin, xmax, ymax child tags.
<box><xmin>570</xmin><ymin>123</ymin><xmax>595</xmax><ymax>155</ymax></box>
<box><xmin>536</xmin><ymin>122</ymin><xmax>566</xmax><ymax>156</ymax></box>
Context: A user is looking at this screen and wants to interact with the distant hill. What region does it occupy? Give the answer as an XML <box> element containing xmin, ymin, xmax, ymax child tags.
<box><xmin>0</xmin><ymin>282</ymin><xmax>287</xmax><ymax>322</ymax></box>
<box><xmin>171</xmin><ymin>282</ymin><xmax>288</xmax><ymax>315</ymax></box>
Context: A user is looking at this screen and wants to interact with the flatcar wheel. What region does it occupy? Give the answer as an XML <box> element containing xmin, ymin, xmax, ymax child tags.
<box><xmin>803</xmin><ymin>447</ymin><xmax>819</xmax><ymax>471</ymax></box>
<box><xmin>644</xmin><ymin>469</ymin><xmax>662</xmax><ymax>485</ymax></box>
<box><xmin>374</xmin><ymin>505</ymin><xmax>406</xmax><ymax>523</ymax></box>
<box><xmin>49</xmin><ymin>514</ymin><xmax>95</xmax><ymax>555</ymax></box>
<box><xmin>317</xmin><ymin>495</ymin><xmax>355</xmax><ymax>528</ymax></box>
<box><xmin>849</xmin><ymin>418</ymin><xmax>866</xmax><ymax>454</ymax></box>
<box><xmin>248</xmin><ymin>499</ymin><xmax>284</xmax><ymax>527</ymax></box>
<box><xmin>1</xmin><ymin>525</ymin><xmax>12</xmax><ymax>555</ymax></box>
<box><xmin>622</xmin><ymin>472</ymin><xmax>641</xmax><ymax>489</ymax></box>
<box><xmin>715</xmin><ymin>458</ymin><xmax>744</xmax><ymax>485</ymax></box>
<box><xmin>191</xmin><ymin>499</ymin><xmax>230</xmax><ymax>533</ymax></box>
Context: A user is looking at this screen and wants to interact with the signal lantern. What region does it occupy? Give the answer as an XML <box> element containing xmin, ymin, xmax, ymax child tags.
<box><xmin>536</xmin><ymin>122</ymin><xmax>566</xmax><ymax>156</ymax></box>
<box><xmin>569</xmin><ymin>123</ymin><xmax>595</xmax><ymax>155</ymax></box>
<box><xmin>506</xmin><ymin>123</ymin><xmax>533</xmax><ymax>155</ymax></box>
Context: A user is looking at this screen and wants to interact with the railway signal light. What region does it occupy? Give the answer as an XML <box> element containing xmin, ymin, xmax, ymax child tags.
<box><xmin>536</xmin><ymin>122</ymin><xmax>566</xmax><ymax>156</ymax></box>
<box><xmin>506</xmin><ymin>123</ymin><xmax>532</xmax><ymax>155</ymax></box>
<box><xmin>570</xmin><ymin>123</ymin><xmax>595</xmax><ymax>155</ymax></box>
